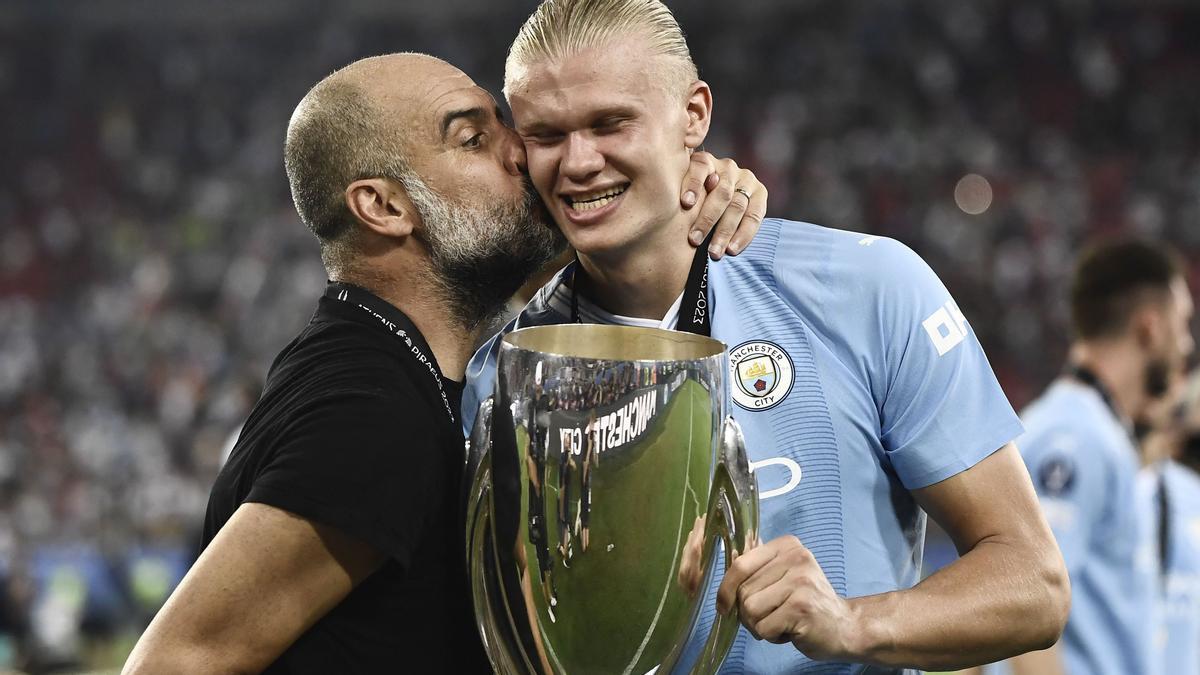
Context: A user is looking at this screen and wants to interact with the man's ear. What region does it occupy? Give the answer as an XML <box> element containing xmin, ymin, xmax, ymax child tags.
<box><xmin>345</xmin><ymin>178</ymin><xmax>418</xmax><ymax>238</ymax></box>
<box><xmin>683</xmin><ymin>80</ymin><xmax>713</xmax><ymax>150</ymax></box>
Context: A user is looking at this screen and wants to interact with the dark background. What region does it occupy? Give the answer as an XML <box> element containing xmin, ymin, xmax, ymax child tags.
<box><xmin>0</xmin><ymin>1</ymin><xmax>1197</xmax><ymax>671</ymax></box>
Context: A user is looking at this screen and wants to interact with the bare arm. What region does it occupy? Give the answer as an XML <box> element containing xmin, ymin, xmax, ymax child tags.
<box><xmin>123</xmin><ymin>502</ymin><xmax>385</xmax><ymax>674</ymax></box>
<box><xmin>721</xmin><ymin>443</ymin><xmax>1069</xmax><ymax>670</ymax></box>
<box><xmin>1009</xmin><ymin>644</ymin><xmax>1067</xmax><ymax>675</ymax></box>
<box><xmin>847</xmin><ymin>443</ymin><xmax>1069</xmax><ymax>668</ymax></box>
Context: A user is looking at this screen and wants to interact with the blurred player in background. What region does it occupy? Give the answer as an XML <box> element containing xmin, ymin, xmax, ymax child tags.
<box><xmin>122</xmin><ymin>51</ymin><xmax>766</xmax><ymax>673</ymax></box>
<box><xmin>1006</xmin><ymin>240</ymin><xmax>1194</xmax><ymax>675</ymax></box>
<box><xmin>1139</xmin><ymin>370</ymin><xmax>1200</xmax><ymax>675</ymax></box>
<box><xmin>464</xmin><ymin>0</ymin><xmax>1069</xmax><ymax>671</ymax></box>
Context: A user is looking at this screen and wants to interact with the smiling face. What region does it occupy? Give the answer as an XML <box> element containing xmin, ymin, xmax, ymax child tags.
<box><xmin>507</xmin><ymin>36</ymin><xmax>709</xmax><ymax>259</ymax></box>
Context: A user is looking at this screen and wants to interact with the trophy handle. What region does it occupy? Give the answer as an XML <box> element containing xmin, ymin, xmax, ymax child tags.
<box><xmin>465</xmin><ymin>396</ymin><xmax>547</xmax><ymax>667</ymax></box>
<box><xmin>464</xmin><ymin>398</ymin><xmax>498</xmax><ymax>667</ymax></box>
<box><xmin>693</xmin><ymin>416</ymin><xmax>759</xmax><ymax>674</ymax></box>
<box><xmin>464</xmin><ymin>397</ymin><xmax>493</xmax><ymax>570</ymax></box>
<box><xmin>464</xmin><ymin>397</ymin><xmax>528</xmax><ymax>674</ymax></box>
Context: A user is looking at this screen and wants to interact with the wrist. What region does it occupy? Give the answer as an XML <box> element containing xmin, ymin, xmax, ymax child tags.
<box><xmin>838</xmin><ymin>595</ymin><xmax>893</xmax><ymax>663</ymax></box>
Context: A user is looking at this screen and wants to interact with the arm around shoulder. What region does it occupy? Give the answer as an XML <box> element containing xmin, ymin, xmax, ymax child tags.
<box><xmin>122</xmin><ymin>502</ymin><xmax>384</xmax><ymax>675</ymax></box>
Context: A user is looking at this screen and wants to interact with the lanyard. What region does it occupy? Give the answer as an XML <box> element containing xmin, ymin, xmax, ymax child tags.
<box><xmin>569</xmin><ymin>229</ymin><xmax>713</xmax><ymax>337</ymax></box>
<box><xmin>325</xmin><ymin>282</ymin><xmax>456</xmax><ymax>426</ymax></box>
<box><xmin>1068</xmin><ymin>364</ymin><xmax>1127</xmax><ymax>436</ymax></box>
<box><xmin>1070</xmin><ymin>364</ymin><xmax>1171</xmax><ymax>586</ymax></box>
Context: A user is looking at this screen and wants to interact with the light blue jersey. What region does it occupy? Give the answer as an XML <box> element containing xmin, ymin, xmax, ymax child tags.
<box><xmin>464</xmin><ymin>219</ymin><xmax>1023</xmax><ymax>674</ymax></box>
<box><xmin>1019</xmin><ymin>380</ymin><xmax>1160</xmax><ymax>675</ymax></box>
<box><xmin>1142</xmin><ymin>460</ymin><xmax>1200</xmax><ymax>675</ymax></box>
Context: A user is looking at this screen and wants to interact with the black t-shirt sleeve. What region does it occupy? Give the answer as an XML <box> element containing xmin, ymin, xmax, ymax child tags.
<box><xmin>246</xmin><ymin>388</ymin><xmax>444</xmax><ymax>569</ymax></box>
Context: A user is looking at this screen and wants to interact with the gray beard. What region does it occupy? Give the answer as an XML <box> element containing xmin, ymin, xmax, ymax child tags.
<box><xmin>403</xmin><ymin>172</ymin><xmax>567</xmax><ymax>330</ymax></box>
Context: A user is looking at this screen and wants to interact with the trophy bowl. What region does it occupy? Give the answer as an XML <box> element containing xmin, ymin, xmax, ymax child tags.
<box><xmin>464</xmin><ymin>324</ymin><xmax>758</xmax><ymax>674</ymax></box>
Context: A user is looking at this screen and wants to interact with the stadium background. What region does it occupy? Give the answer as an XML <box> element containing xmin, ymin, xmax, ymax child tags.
<box><xmin>1</xmin><ymin>0</ymin><xmax>1198</xmax><ymax>671</ymax></box>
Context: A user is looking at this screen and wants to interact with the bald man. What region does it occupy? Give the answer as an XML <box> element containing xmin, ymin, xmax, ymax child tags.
<box><xmin>122</xmin><ymin>53</ymin><xmax>766</xmax><ymax>674</ymax></box>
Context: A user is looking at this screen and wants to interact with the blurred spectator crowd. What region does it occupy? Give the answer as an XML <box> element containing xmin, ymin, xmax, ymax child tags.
<box><xmin>0</xmin><ymin>1</ymin><xmax>1197</xmax><ymax>671</ymax></box>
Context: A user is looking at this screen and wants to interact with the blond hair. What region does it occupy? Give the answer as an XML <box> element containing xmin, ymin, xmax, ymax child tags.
<box><xmin>504</xmin><ymin>0</ymin><xmax>699</xmax><ymax>98</ymax></box>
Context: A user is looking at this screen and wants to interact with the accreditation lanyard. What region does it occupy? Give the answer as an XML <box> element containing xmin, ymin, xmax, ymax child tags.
<box><xmin>325</xmin><ymin>282</ymin><xmax>457</xmax><ymax>427</ymax></box>
<box><xmin>1069</xmin><ymin>364</ymin><xmax>1171</xmax><ymax>584</ymax></box>
<box><xmin>1068</xmin><ymin>364</ymin><xmax>1127</xmax><ymax>435</ymax></box>
<box><xmin>568</xmin><ymin>230</ymin><xmax>714</xmax><ymax>337</ymax></box>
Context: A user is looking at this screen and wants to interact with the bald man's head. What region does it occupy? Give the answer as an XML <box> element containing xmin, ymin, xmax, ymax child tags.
<box><xmin>283</xmin><ymin>53</ymin><xmax>564</xmax><ymax>326</ymax></box>
<box><xmin>283</xmin><ymin>53</ymin><xmax>456</xmax><ymax>269</ymax></box>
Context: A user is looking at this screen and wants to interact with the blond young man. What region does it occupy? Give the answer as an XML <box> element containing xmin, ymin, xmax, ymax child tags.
<box><xmin>463</xmin><ymin>1</ymin><xmax>1070</xmax><ymax>672</ymax></box>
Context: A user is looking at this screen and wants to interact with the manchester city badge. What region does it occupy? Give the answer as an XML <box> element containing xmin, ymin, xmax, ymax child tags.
<box><xmin>729</xmin><ymin>340</ymin><xmax>795</xmax><ymax>411</ymax></box>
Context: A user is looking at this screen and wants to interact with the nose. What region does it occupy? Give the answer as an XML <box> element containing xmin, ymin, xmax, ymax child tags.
<box><xmin>501</xmin><ymin>126</ymin><xmax>526</xmax><ymax>176</ymax></box>
<box><xmin>560</xmin><ymin>132</ymin><xmax>604</xmax><ymax>182</ymax></box>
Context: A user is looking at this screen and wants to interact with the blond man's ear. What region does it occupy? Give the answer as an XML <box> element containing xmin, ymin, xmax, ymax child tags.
<box><xmin>682</xmin><ymin>80</ymin><xmax>713</xmax><ymax>150</ymax></box>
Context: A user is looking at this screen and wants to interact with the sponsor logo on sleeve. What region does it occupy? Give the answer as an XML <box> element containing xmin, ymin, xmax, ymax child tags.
<box><xmin>729</xmin><ymin>341</ymin><xmax>795</xmax><ymax>411</ymax></box>
<box><xmin>921</xmin><ymin>300</ymin><xmax>970</xmax><ymax>356</ymax></box>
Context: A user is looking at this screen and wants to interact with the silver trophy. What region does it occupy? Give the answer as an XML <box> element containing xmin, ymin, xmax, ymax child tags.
<box><xmin>464</xmin><ymin>324</ymin><xmax>758</xmax><ymax>674</ymax></box>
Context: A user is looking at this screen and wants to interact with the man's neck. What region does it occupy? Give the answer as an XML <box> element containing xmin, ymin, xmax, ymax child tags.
<box><xmin>1069</xmin><ymin>341</ymin><xmax>1148</xmax><ymax>424</ymax></box>
<box><xmin>575</xmin><ymin>226</ymin><xmax>697</xmax><ymax>320</ymax></box>
<box><xmin>333</xmin><ymin>269</ymin><xmax>480</xmax><ymax>381</ymax></box>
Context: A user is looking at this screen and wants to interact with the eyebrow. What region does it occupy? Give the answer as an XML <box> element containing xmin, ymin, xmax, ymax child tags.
<box><xmin>440</xmin><ymin>107</ymin><xmax>485</xmax><ymax>142</ymax></box>
<box><xmin>517</xmin><ymin>105</ymin><xmax>637</xmax><ymax>136</ymax></box>
<box><xmin>439</xmin><ymin>106</ymin><xmax>505</xmax><ymax>142</ymax></box>
<box><xmin>517</xmin><ymin>119</ymin><xmax>556</xmax><ymax>136</ymax></box>
<box><xmin>590</xmin><ymin>105</ymin><xmax>637</xmax><ymax>121</ymax></box>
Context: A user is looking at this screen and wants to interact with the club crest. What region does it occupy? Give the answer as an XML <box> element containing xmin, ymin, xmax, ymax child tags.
<box><xmin>729</xmin><ymin>340</ymin><xmax>795</xmax><ymax>411</ymax></box>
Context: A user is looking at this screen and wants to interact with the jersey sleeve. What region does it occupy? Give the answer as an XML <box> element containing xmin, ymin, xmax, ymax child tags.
<box><xmin>1020</xmin><ymin>428</ymin><xmax>1111</xmax><ymax>572</ymax></box>
<box><xmin>246</xmin><ymin>389</ymin><xmax>444</xmax><ymax>569</ymax></box>
<box><xmin>865</xmin><ymin>239</ymin><xmax>1024</xmax><ymax>488</ymax></box>
<box><xmin>461</xmin><ymin>318</ymin><xmax>515</xmax><ymax>438</ymax></box>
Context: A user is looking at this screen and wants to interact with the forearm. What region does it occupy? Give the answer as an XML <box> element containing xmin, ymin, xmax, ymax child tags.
<box><xmin>1008</xmin><ymin>643</ymin><xmax>1066</xmax><ymax>675</ymax></box>
<box><xmin>123</xmin><ymin>503</ymin><xmax>382</xmax><ymax>675</ymax></box>
<box><xmin>838</xmin><ymin>535</ymin><xmax>1068</xmax><ymax>670</ymax></box>
<box><xmin>122</xmin><ymin>589</ymin><xmax>282</xmax><ymax>675</ymax></box>
<box><xmin>124</xmin><ymin>641</ymin><xmax>253</xmax><ymax>675</ymax></box>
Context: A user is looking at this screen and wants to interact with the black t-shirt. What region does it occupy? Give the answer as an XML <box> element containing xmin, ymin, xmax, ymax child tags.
<box><xmin>203</xmin><ymin>291</ymin><xmax>491</xmax><ymax>673</ymax></box>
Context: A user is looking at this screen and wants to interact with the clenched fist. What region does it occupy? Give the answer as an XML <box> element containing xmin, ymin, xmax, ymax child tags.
<box><xmin>716</xmin><ymin>535</ymin><xmax>858</xmax><ymax>661</ymax></box>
